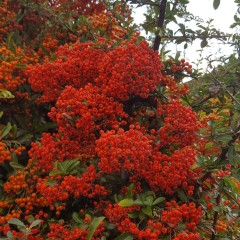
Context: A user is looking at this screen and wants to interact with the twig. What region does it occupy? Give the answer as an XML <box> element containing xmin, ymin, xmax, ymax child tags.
<box><xmin>207</xmin><ymin>70</ymin><xmax>240</xmax><ymax>106</ymax></box>
<box><xmin>210</xmin><ymin>194</ymin><xmax>221</xmax><ymax>240</ymax></box>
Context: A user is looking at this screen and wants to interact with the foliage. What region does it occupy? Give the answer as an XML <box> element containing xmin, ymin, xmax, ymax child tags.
<box><xmin>0</xmin><ymin>0</ymin><xmax>239</xmax><ymax>240</ymax></box>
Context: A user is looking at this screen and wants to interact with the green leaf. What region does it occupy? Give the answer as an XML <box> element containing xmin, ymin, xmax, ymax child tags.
<box><xmin>6</xmin><ymin>32</ymin><xmax>14</xmax><ymax>49</ymax></box>
<box><xmin>127</xmin><ymin>183</ymin><xmax>134</xmax><ymax>198</ymax></box>
<box><xmin>57</xmin><ymin>162</ymin><xmax>66</xmax><ymax>174</ymax></box>
<box><xmin>0</xmin><ymin>90</ymin><xmax>14</xmax><ymax>99</ymax></box>
<box><xmin>190</xmin><ymin>163</ymin><xmax>201</xmax><ymax>170</ymax></box>
<box><xmin>72</xmin><ymin>212</ymin><xmax>84</xmax><ymax>224</ymax></box>
<box><xmin>118</xmin><ymin>199</ymin><xmax>135</xmax><ymax>207</ymax></box>
<box><xmin>177</xmin><ymin>189</ymin><xmax>188</xmax><ymax>202</ymax></box>
<box><xmin>128</xmin><ymin>212</ymin><xmax>139</xmax><ymax>219</ymax></box>
<box><xmin>1</xmin><ymin>122</ymin><xmax>12</xmax><ymax>138</ymax></box>
<box><xmin>8</xmin><ymin>218</ymin><xmax>25</xmax><ymax>228</ymax></box>
<box><xmin>216</xmin><ymin>134</ymin><xmax>232</xmax><ymax>142</ymax></box>
<box><xmin>142</xmin><ymin>206</ymin><xmax>153</xmax><ymax>217</ymax></box>
<box><xmin>105</xmin><ymin>222</ymin><xmax>115</xmax><ymax>230</ymax></box>
<box><xmin>153</xmin><ymin>197</ymin><xmax>165</xmax><ymax>205</ymax></box>
<box><xmin>9</xmin><ymin>162</ymin><xmax>24</xmax><ymax>170</ymax></box>
<box><xmin>144</xmin><ymin>196</ymin><xmax>154</xmax><ymax>206</ymax></box>
<box><xmin>134</xmin><ymin>199</ymin><xmax>143</xmax><ymax>205</ymax></box>
<box><xmin>65</xmin><ymin>159</ymin><xmax>79</xmax><ymax>173</ymax></box>
<box><xmin>15</xmin><ymin>63</ymin><xmax>26</xmax><ymax>69</ymax></box>
<box><xmin>213</xmin><ymin>206</ymin><xmax>221</xmax><ymax>212</ymax></box>
<box><xmin>223</xmin><ymin>177</ymin><xmax>240</xmax><ymax>193</ymax></box>
<box><xmin>201</xmin><ymin>39</ymin><xmax>208</xmax><ymax>48</ymax></box>
<box><xmin>87</xmin><ymin>217</ymin><xmax>105</xmax><ymax>240</ymax></box>
<box><xmin>213</xmin><ymin>0</ymin><xmax>221</xmax><ymax>9</ymax></box>
<box><xmin>29</xmin><ymin>219</ymin><xmax>41</xmax><ymax>229</ymax></box>
<box><xmin>227</xmin><ymin>146</ymin><xmax>236</xmax><ymax>166</ymax></box>
<box><xmin>7</xmin><ymin>231</ymin><xmax>14</xmax><ymax>240</ymax></box>
<box><xmin>49</xmin><ymin>170</ymin><xmax>64</xmax><ymax>176</ymax></box>
<box><xmin>114</xmin><ymin>232</ymin><xmax>133</xmax><ymax>240</ymax></box>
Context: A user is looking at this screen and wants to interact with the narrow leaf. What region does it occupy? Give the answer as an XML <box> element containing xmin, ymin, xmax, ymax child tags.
<box><xmin>88</xmin><ymin>217</ymin><xmax>105</xmax><ymax>240</ymax></box>
<box><xmin>153</xmin><ymin>197</ymin><xmax>165</xmax><ymax>205</ymax></box>
<box><xmin>29</xmin><ymin>219</ymin><xmax>41</xmax><ymax>229</ymax></box>
<box><xmin>1</xmin><ymin>122</ymin><xmax>12</xmax><ymax>138</ymax></box>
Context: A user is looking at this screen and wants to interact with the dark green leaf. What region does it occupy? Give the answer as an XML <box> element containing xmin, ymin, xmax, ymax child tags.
<box><xmin>49</xmin><ymin>170</ymin><xmax>64</xmax><ymax>176</ymax></box>
<box><xmin>177</xmin><ymin>189</ymin><xmax>188</xmax><ymax>202</ymax></box>
<box><xmin>72</xmin><ymin>212</ymin><xmax>84</xmax><ymax>224</ymax></box>
<box><xmin>153</xmin><ymin>197</ymin><xmax>165</xmax><ymax>205</ymax></box>
<box><xmin>127</xmin><ymin>183</ymin><xmax>134</xmax><ymax>198</ymax></box>
<box><xmin>1</xmin><ymin>122</ymin><xmax>12</xmax><ymax>138</ymax></box>
<box><xmin>213</xmin><ymin>0</ymin><xmax>221</xmax><ymax>9</ymax></box>
<box><xmin>201</xmin><ymin>39</ymin><xmax>208</xmax><ymax>48</ymax></box>
<box><xmin>142</xmin><ymin>206</ymin><xmax>153</xmax><ymax>217</ymax></box>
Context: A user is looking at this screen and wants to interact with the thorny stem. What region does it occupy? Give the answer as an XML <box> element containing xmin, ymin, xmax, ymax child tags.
<box><xmin>210</xmin><ymin>194</ymin><xmax>221</xmax><ymax>240</ymax></box>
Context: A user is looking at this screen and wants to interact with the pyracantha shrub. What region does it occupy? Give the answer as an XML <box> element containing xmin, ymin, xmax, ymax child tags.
<box><xmin>2</xmin><ymin>2</ymin><xmax>238</xmax><ymax>237</ymax></box>
<box><xmin>1</xmin><ymin>37</ymin><xmax>205</xmax><ymax>238</ymax></box>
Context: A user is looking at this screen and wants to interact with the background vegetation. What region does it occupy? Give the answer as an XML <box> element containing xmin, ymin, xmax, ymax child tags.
<box><xmin>0</xmin><ymin>0</ymin><xmax>239</xmax><ymax>239</ymax></box>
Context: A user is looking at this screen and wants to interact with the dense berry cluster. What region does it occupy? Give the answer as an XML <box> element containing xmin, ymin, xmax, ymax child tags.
<box><xmin>144</xmin><ymin>147</ymin><xmax>197</xmax><ymax>194</ymax></box>
<box><xmin>0</xmin><ymin>141</ymin><xmax>11</xmax><ymax>164</ymax></box>
<box><xmin>28</xmin><ymin>43</ymin><xmax>104</xmax><ymax>102</ymax></box>
<box><xmin>104</xmin><ymin>201</ymin><xmax>202</xmax><ymax>240</ymax></box>
<box><xmin>96</xmin><ymin>40</ymin><xmax>163</xmax><ymax>100</ymax></box>
<box><xmin>47</xmin><ymin>221</ymin><xmax>105</xmax><ymax>240</ymax></box>
<box><xmin>157</xmin><ymin>101</ymin><xmax>200</xmax><ymax>148</ymax></box>
<box><xmin>49</xmin><ymin>84</ymin><xmax>128</xmax><ymax>141</ymax></box>
<box><xmin>96</xmin><ymin>128</ymin><xmax>152</xmax><ymax>174</ymax></box>
<box><xmin>0</xmin><ymin>45</ymin><xmax>28</xmax><ymax>90</ymax></box>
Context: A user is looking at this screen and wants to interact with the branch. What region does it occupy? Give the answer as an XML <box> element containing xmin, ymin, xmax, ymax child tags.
<box><xmin>171</xmin><ymin>0</ymin><xmax>179</xmax><ymax>12</ymax></box>
<box><xmin>210</xmin><ymin>194</ymin><xmax>221</xmax><ymax>240</ymax></box>
<box><xmin>126</xmin><ymin>0</ymin><xmax>160</xmax><ymax>7</ymax></box>
<box><xmin>161</xmin><ymin>34</ymin><xmax>237</xmax><ymax>41</ymax></box>
<box><xmin>153</xmin><ymin>0</ymin><xmax>168</xmax><ymax>51</ymax></box>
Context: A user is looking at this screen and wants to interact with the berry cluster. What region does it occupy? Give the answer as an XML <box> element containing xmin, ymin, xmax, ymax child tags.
<box><xmin>96</xmin><ymin>128</ymin><xmax>152</xmax><ymax>175</ymax></box>
<box><xmin>28</xmin><ymin>42</ymin><xmax>104</xmax><ymax>102</ymax></box>
<box><xmin>96</xmin><ymin>40</ymin><xmax>163</xmax><ymax>100</ymax></box>
<box><xmin>157</xmin><ymin>101</ymin><xmax>200</xmax><ymax>148</ymax></box>
<box><xmin>49</xmin><ymin>84</ymin><xmax>128</xmax><ymax>141</ymax></box>
<box><xmin>145</xmin><ymin>147</ymin><xmax>197</xmax><ymax>194</ymax></box>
